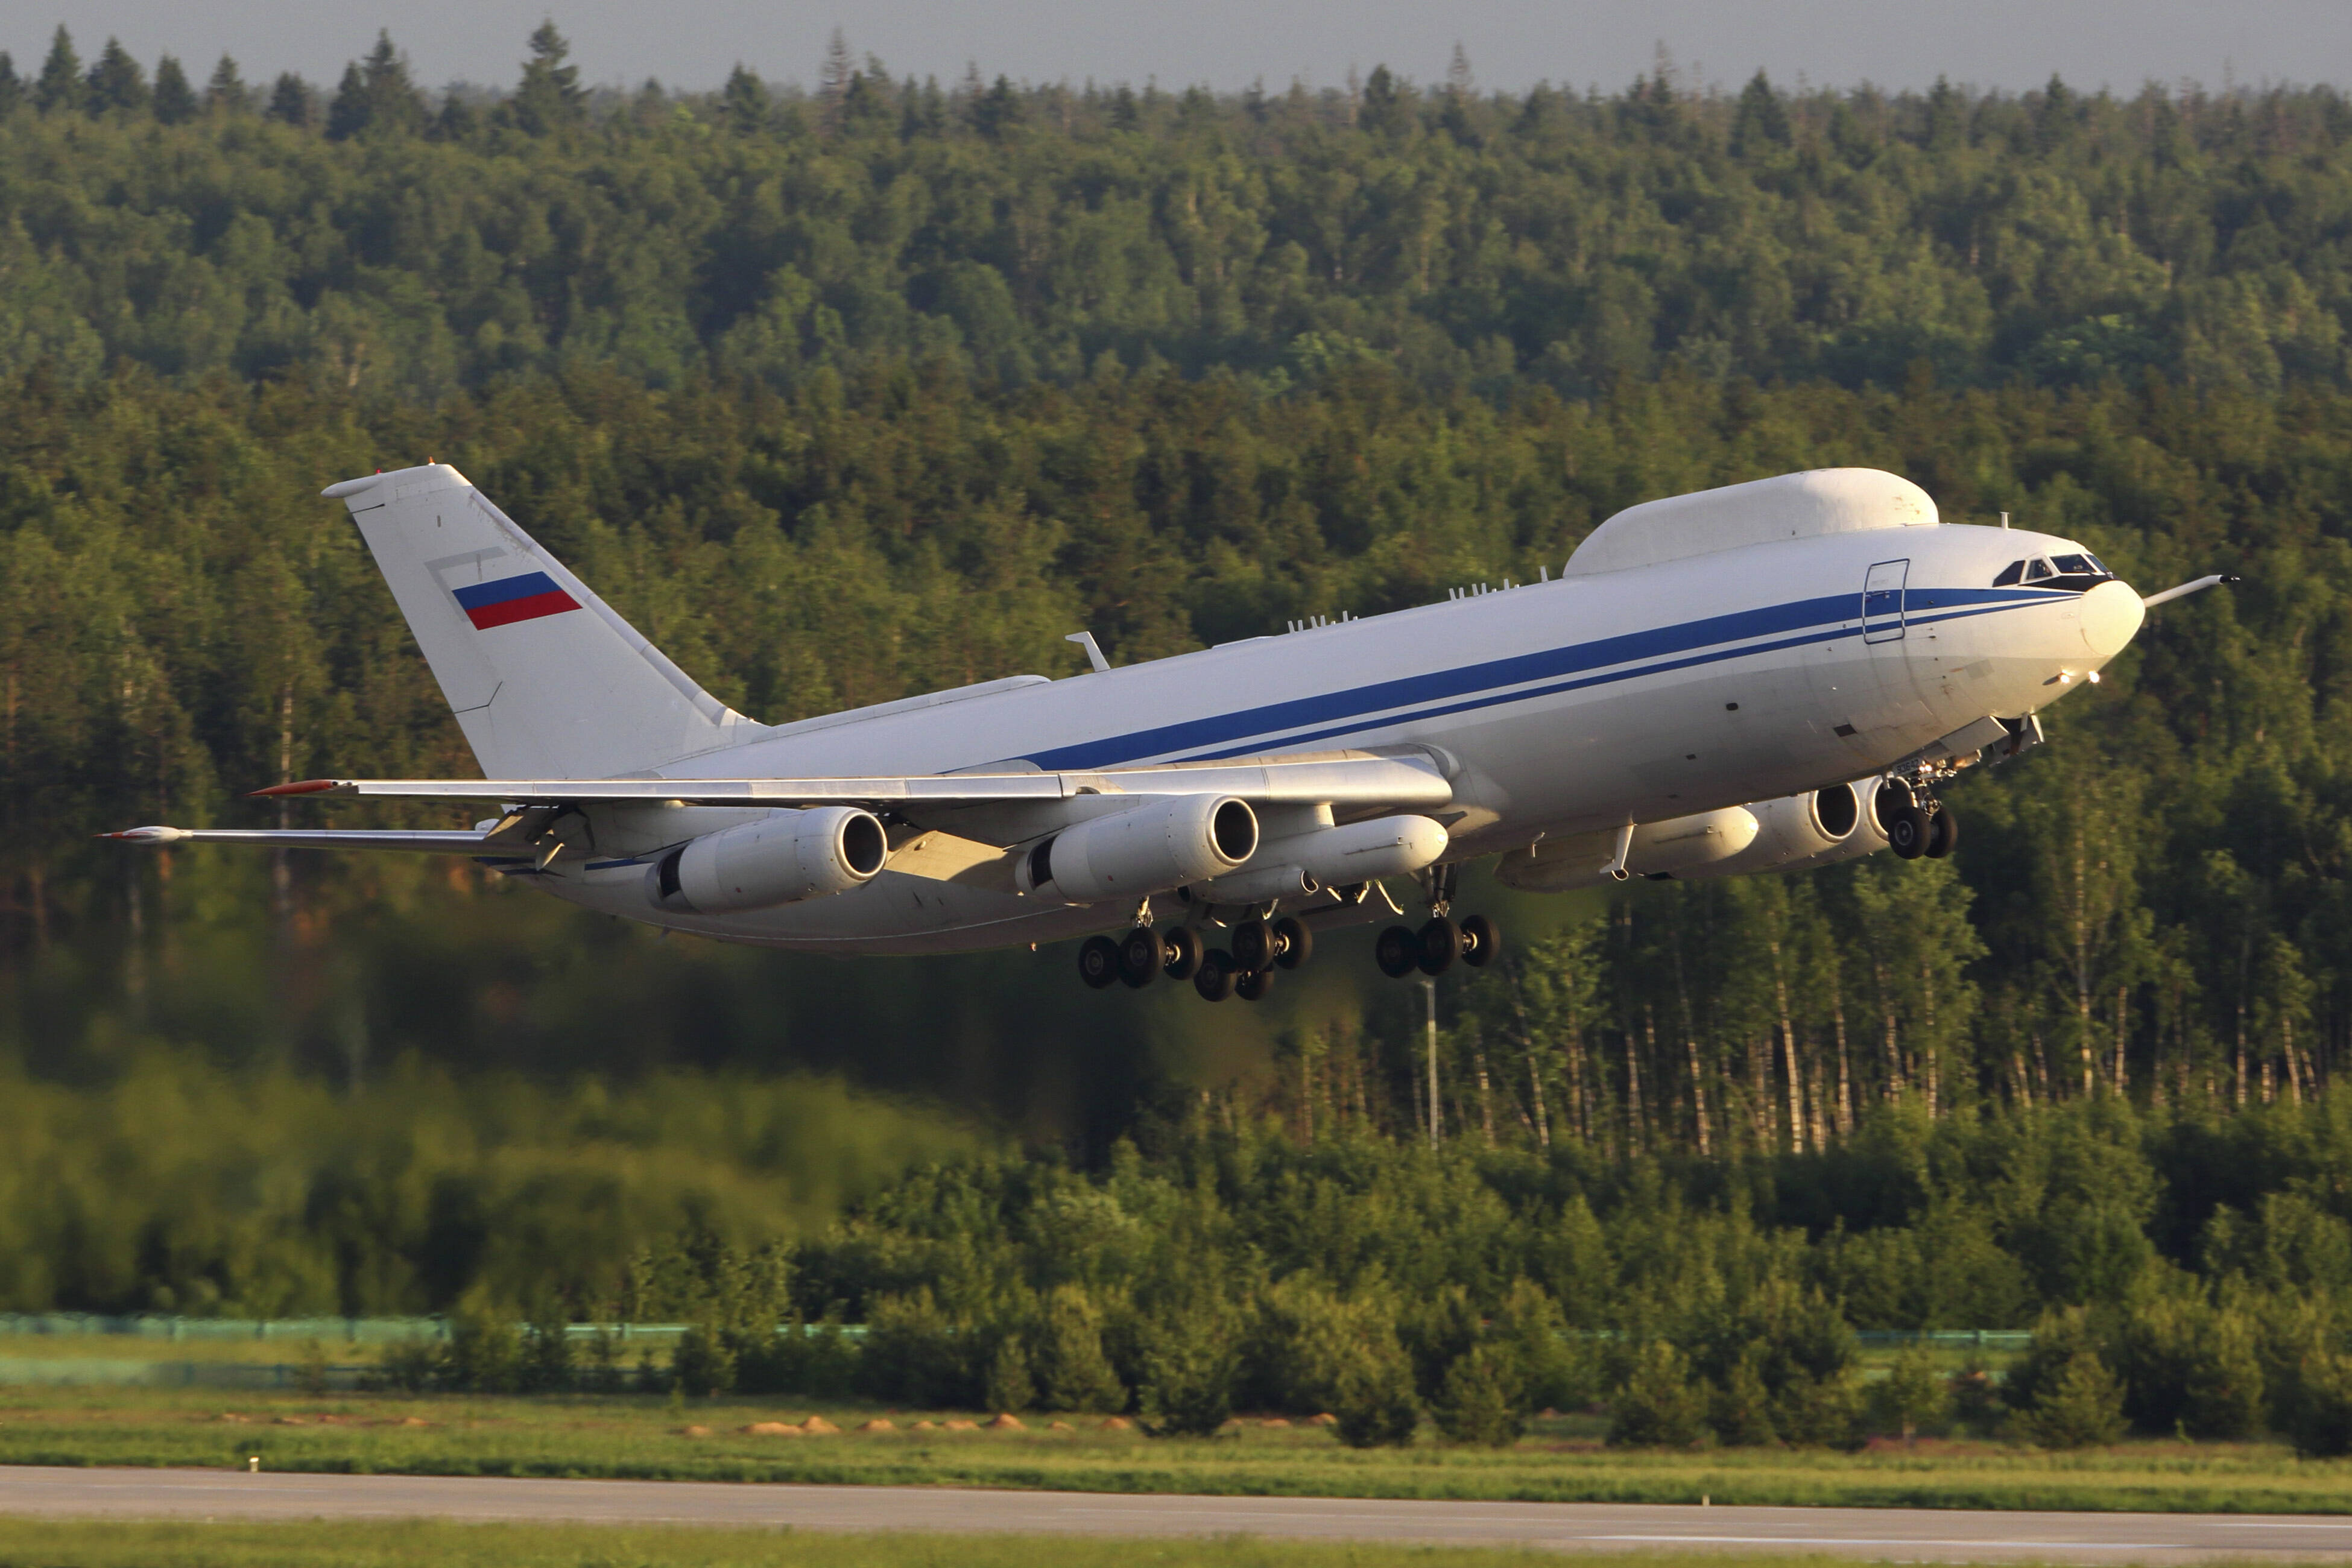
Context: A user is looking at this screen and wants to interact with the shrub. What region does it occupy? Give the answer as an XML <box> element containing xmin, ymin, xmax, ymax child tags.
<box><xmin>1487</xmin><ymin>1278</ymin><xmax>1595</xmax><ymax>1411</ymax></box>
<box><xmin>1434</xmin><ymin>1345</ymin><xmax>1524</xmax><ymax>1446</ymax></box>
<box><xmin>2283</xmin><ymin>1353</ymin><xmax>2352</xmax><ymax>1458</ymax></box>
<box><xmin>1774</xmin><ymin>1368</ymin><xmax>1865</xmax><ymax>1449</ymax></box>
<box><xmin>1608</xmin><ymin>1341</ymin><xmax>1709</xmax><ymax>1448</ymax></box>
<box><xmin>2023</xmin><ymin>1351</ymin><xmax>2127</xmax><ymax>1448</ymax></box>
<box><xmin>861</xmin><ymin>1289</ymin><xmax>973</xmax><ymax>1407</ymax></box>
<box><xmin>1710</xmin><ymin>1346</ymin><xmax>1777</xmax><ymax>1446</ymax></box>
<box><xmin>519</xmin><ymin>1312</ymin><xmax>574</xmax><ymax>1394</ymax></box>
<box><xmin>1135</xmin><ymin>1306</ymin><xmax>1240</xmax><ymax>1438</ymax></box>
<box><xmin>440</xmin><ymin>1307</ymin><xmax>522</xmax><ymax>1394</ymax></box>
<box><xmin>1033</xmin><ymin>1286</ymin><xmax>1126</xmax><ymax>1412</ymax></box>
<box><xmin>982</xmin><ymin>1336</ymin><xmax>1037</xmax><ymax>1414</ymax></box>
<box><xmin>1332</xmin><ymin>1335</ymin><xmax>1422</xmax><ymax>1448</ymax></box>
<box><xmin>669</xmin><ymin>1322</ymin><xmax>737</xmax><ymax>1398</ymax></box>
<box><xmin>375</xmin><ymin>1336</ymin><xmax>439</xmax><ymax>1393</ymax></box>
<box><xmin>1871</xmin><ymin>1346</ymin><xmax>1951</xmax><ymax>1440</ymax></box>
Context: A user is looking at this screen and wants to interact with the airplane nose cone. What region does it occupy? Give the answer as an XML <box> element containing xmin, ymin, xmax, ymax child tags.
<box><xmin>2079</xmin><ymin>579</ymin><xmax>2145</xmax><ymax>659</ymax></box>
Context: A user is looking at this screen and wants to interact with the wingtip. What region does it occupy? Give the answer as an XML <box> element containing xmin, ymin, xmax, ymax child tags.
<box><xmin>98</xmin><ymin>826</ymin><xmax>189</xmax><ymax>844</ymax></box>
<box><xmin>252</xmin><ymin>779</ymin><xmax>342</xmax><ymax>798</ymax></box>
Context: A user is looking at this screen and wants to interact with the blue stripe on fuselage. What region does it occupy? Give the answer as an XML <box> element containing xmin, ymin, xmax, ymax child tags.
<box><xmin>1023</xmin><ymin>587</ymin><xmax>2055</xmax><ymax>771</ymax></box>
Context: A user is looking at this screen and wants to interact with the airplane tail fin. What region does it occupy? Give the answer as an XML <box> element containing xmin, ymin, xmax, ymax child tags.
<box><xmin>325</xmin><ymin>463</ymin><xmax>764</xmax><ymax>779</ymax></box>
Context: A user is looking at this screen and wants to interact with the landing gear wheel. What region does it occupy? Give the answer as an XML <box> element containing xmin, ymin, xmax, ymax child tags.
<box><xmin>1272</xmin><ymin>916</ymin><xmax>1313</xmax><ymax>970</ymax></box>
<box><xmin>1236</xmin><ymin>967</ymin><xmax>1276</xmax><ymax>1002</ymax></box>
<box><xmin>1119</xmin><ymin>928</ymin><xmax>1163</xmax><ymax>988</ymax></box>
<box><xmin>1162</xmin><ymin>926</ymin><xmax>1204</xmax><ymax>981</ymax></box>
<box><xmin>1232</xmin><ymin>919</ymin><xmax>1277</xmax><ymax>973</ymax></box>
<box><xmin>1078</xmin><ymin>934</ymin><xmax>1122</xmax><ymax>990</ymax></box>
<box><xmin>1459</xmin><ymin>914</ymin><xmax>1501</xmax><ymax>968</ymax></box>
<box><xmin>1376</xmin><ymin>925</ymin><xmax>1420</xmax><ymax>979</ymax></box>
<box><xmin>1925</xmin><ymin>806</ymin><xmax>1959</xmax><ymax>859</ymax></box>
<box><xmin>1887</xmin><ymin>803</ymin><xmax>1930</xmax><ymax>860</ymax></box>
<box><xmin>1194</xmin><ymin>949</ymin><xmax>1236</xmax><ymax>1002</ymax></box>
<box><xmin>1416</xmin><ymin>917</ymin><xmax>1461</xmax><ymax>976</ymax></box>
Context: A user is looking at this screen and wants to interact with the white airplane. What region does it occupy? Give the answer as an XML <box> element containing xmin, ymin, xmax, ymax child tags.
<box><xmin>106</xmin><ymin>464</ymin><xmax>2229</xmax><ymax>1002</ymax></box>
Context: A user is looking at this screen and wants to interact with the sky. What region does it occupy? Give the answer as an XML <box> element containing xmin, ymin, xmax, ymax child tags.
<box><xmin>4</xmin><ymin>0</ymin><xmax>2347</xmax><ymax>100</ymax></box>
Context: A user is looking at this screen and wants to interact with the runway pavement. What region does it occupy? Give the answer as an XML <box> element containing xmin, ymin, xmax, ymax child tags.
<box><xmin>4</xmin><ymin>1465</ymin><xmax>2351</xmax><ymax>1561</ymax></box>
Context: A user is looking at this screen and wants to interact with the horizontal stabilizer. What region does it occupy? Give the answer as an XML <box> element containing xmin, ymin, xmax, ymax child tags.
<box><xmin>101</xmin><ymin>827</ymin><xmax>495</xmax><ymax>853</ymax></box>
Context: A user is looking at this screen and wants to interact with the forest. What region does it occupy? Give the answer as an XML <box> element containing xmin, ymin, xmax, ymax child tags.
<box><xmin>0</xmin><ymin>25</ymin><xmax>2350</xmax><ymax>1449</ymax></box>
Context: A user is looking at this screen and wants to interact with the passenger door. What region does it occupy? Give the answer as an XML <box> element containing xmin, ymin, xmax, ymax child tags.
<box><xmin>1863</xmin><ymin>559</ymin><xmax>1909</xmax><ymax>644</ymax></box>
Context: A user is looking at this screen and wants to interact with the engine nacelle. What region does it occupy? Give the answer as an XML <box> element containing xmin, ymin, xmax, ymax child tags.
<box><xmin>1189</xmin><ymin>814</ymin><xmax>1451</xmax><ymax>906</ymax></box>
<box><xmin>1496</xmin><ymin>806</ymin><xmax>1759</xmax><ymax>893</ymax></box>
<box><xmin>650</xmin><ymin>806</ymin><xmax>889</xmax><ymax>914</ymax></box>
<box><xmin>1017</xmin><ymin>795</ymin><xmax>1258</xmax><ymax>902</ymax></box>
<box><xmin>1677</xmin><ymin>780</ymin><xmax>1884</xmax><ymax>880</ymax></box>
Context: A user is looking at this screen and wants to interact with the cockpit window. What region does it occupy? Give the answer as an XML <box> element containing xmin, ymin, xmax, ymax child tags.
<box><xmin>1993</xmin><ymin>560</ymin><xmax>2025</xmax><ymax>586</ymax></box>
<box><xmin>2023</xmin><ymin>558</ymin><xmax>2054</xmax><ymax>582</ymax></box>
<box><xmin>2051</xmin><ymin>553</ymin><xmax>2098</xmax><ymax>575</ymax></box>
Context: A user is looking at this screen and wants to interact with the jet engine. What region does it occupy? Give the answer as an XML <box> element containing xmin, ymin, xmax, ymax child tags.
<box><xmin>650</xmin><ymin>806</ymin><xmax>890</xmax><ymax>914</ymax></box>
<box><xmin>1496</xmin><ymin>780</ymin><xmax>1888</xmax><ymax>893</ymax></box>
<box><xmin>1672</xmin><ymin>780</ymin><xmax>1886</xmax><ymax>880</ymax></box>
<box><xmin>1188</xmin><ymin>813</ymin><xmax>1451</xmax><ymax>905</ymax></box>
<box><xmin>1017</xmin><ymin>795</ymin><xmax>1258</xmax><ymax>902</ymax></box>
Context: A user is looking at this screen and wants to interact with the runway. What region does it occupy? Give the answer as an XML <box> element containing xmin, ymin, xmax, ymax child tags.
<box><xmin>4</xmin><ymin>1465</ymin><xmax>2351</xmax><ymax>1561</ymax></box>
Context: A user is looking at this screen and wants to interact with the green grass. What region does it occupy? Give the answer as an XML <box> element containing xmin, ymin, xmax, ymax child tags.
<box><xmin>0</xmin><ymin>1520</ymin><xmax>1906</xmax><ymax>1568</ymax></box>
<box><xmin>2</xmin><ymin>1386</ymin><xmax>2351</xmax><ymax>1514</ymax></box>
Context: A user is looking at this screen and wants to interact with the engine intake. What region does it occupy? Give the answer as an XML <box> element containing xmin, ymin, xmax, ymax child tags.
<box><xmin>650</xmin><ymin>806</ymin><xmax>888</xmax><ymax>914</ymax></box>
<box><xmin>1019</xmin><ymin>795</ymin><xmax>1257</xmax><ymax>902</ymax></box>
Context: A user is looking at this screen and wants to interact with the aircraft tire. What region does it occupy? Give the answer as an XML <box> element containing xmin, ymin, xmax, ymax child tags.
<box><xmin>1231</xmin><ymin>918</ymin><xmax>1277</xmax><ymax>972</ymax></box>
<box><xmin>1925</xmin><ymin>806</ymin><xmax>1959</xmax><ymax>859</ymax></box>
<box><xmin>1162</xmin><ymin>925</ymin><xmax>1205</xmax><ymax>981</ymax></box>
<box><xmin>1887</xmin><ymin>803</ymin><xmax>1930</xmax><ymax>860</ymax></box>
<box><xmin>1195</xmin><ymin>949</ymin><xmax>1237</xmax><ymax>1002</ymax></box>
<box><xmin>1416</xmin><ymin>917</ymin><xmax>1461</xmax><ymax>976</ymax></box>
<box><xmin>1375</xmin><ymin>925</ymin><xmax>1420</xmax><ymax>978</ymax></box>
<box><xmin>1236</xmin><ymin>966</ymin><xmax>1275</xmax><ymax>1002</ymax></box>
<box><xmin>1079</xmin><ymin>934</ymin><xmax>1122</xmax><ymax>989</ymax></box>
<box><xmin>1272</xmin><ymin>916</ymin><xmax>1312</xmax><ymax>969</ymax></box>
<box><xmin>1459</xmin><ymin>914</ymin><xmax>1500</xmax><ymax>968</ymax></box>
<box><xmin>1119</xmin><ymin>928</ymin><xmax>1163</xmax><ymax>988</ymax></box>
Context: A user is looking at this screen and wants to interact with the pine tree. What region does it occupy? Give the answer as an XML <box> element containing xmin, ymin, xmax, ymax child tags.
<box><xmin>510</xmin><ymin>20</ymin><xmax>584</xmax><ymax>135</ymax></box>
<box><xmin>0</xmin><ymin>52</ymin><xmax>19</xmax><ymax>117</ymax></box>
<box><xmin>720</xmin><ymin>64</ymin><xmax>768</xmax><ymax>133</ymax></box>
<box><xmin>204</xmin><ymin>56</ymin><xmax>248</xmax><ymax>114</ymax></box>
<box><xmin>265</xmin><ymin>72</ymin><xmax>314</xmax><ymax>128</ymax></box>
<box><xmin>151</xmin><ymin>56</ymin><xmax>196</xmax><ymax>124</ymax></box>
<box><xmin>34</xmin><ymin>27</ymin><xmax>82</xmax><ymax>114</ymax></box>
<box><xmin>84</xmin><ymin>37</ymin><xmax>148</xmax><ymax>116</ymax></box>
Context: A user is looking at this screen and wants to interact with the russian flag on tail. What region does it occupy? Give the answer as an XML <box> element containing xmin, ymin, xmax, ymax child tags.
<box><xmin>452</xmin><ymin>571</ymin><xmax>581</xmax><ymax>630</ymax></box>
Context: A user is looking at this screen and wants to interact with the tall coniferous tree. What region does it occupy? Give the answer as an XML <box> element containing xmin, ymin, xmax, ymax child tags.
<box><xmin>510</xmin><ymin>20</ymin><xmax>583</xmax><ymax>134</ymax></box>
<box><xmin>203</xmin><ymin>55</ymin><xmax>247</xmax><ymax>115</ymax></box>
<box><xmin>265</xmin><ymin>72</ymin><xmax>314</xmax><ymax>127</ymax></box>
<box><xmin>84</xmin><ymin>38</ymin><xmax>148</xmax><ymax>116</ymax></box>
<box><xmin>33</xmin><ymin>26</ymin><xmax>81</xmax><ymax>114</ymax></box>
<box><xmin>151</xmin><ymin>56</ymin><xmax>196</xmax><ymax>124</ymax></box>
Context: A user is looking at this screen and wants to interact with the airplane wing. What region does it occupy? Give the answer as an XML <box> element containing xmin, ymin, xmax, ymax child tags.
<box><xmin>103</xmin><ymin>750</ymin><xmax>1455</xmax><ymax>851</ymax></box>
<box><xmin>242</xmin><ymin>750</ymin><xmax>1453</xmax><ymax>811</ymax></box>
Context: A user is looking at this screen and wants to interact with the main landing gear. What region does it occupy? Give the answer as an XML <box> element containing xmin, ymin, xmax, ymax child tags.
<box><xmin>1373</xmin><ymin>863</ymin><xmax>1502</xmax><ymax>981</ymax></box>
<box><xmin>1077</xmin><ymin>915</ymin><xmax>1310</xmax><ymax>1003</ymax></box>
<box><xmin>1877</xmin><ymin>777</ymin><xmax>1958</xmax><ymax>861</ymax></box>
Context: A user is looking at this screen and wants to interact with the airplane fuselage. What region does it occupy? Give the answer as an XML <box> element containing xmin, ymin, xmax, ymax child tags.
<box><xmin>519</xmin><ymin>520</ymin><xmax>2137</xmax><ymax>953</ymax></box>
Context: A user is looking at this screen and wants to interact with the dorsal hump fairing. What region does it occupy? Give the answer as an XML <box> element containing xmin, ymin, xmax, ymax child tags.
<box><xmin>324</xmin><ymin>463</ymin><xmax>767</xmax><ymax>780</ymax></box>
<box><xmin>1563</xmin><ymin>469</ymin><xmax>1939</xmax><ymax>577</ymax></box>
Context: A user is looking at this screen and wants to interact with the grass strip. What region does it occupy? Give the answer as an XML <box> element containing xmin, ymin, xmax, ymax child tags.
<box><xmin>2</xmin><ymin>1388</ymin><xmax>2351</xmax><ymax>1516</ymax></box>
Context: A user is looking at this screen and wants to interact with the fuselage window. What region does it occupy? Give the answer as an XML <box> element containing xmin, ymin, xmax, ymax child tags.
<box><xmin>1993</xmin><ymin>560</ymin><xmax>2025</xmax><ymax>586</ymax></box>
<box><xmin>2023</xmin><ymin>558</ymin><xmax>2054</xmax><ymax>582</ymax></box>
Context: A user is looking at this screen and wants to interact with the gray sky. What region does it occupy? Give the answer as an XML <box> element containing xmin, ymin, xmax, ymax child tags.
<box><xmin>6</xmin><ymin>0</ymin><xmax>2347</xmax><ymax>98</ymax></box>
